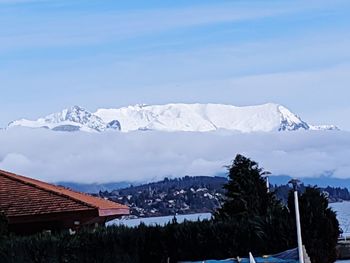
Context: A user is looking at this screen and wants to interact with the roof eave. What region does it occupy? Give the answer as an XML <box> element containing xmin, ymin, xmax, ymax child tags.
<box><xmin>98</xmin><ymin>208</ymin><xmax>130</xmax><ymax>217</ymax></box>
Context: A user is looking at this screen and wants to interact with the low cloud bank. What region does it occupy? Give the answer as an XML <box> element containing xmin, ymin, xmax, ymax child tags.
<box><xmin>0</xmin><ymin>128</ymin><xmax>350</xmax><ymax>184</ymax></box>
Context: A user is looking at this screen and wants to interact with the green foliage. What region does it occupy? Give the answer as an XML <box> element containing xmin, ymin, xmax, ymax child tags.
<box><xmin>0</xmin><ymin>221</ymin><xmax>257</xmax><ymax>263</ymax></box>
<box><xmin>288</xmin><ymin>187</ymin><xmax>340</xmax><ymax>263</ymax></box>
<box><xmin>0</xmin><ymin>212</ymin><xmax>8</xmax><ymax>238</ymax></box>
<box><xmin>216</xmin><ymin>154</ymin><xmax>278</xmax><ymax>219</ymax></box>
<box><xmin>215</xmin><ymin>154</ymin><xmax>294</xmax><ymax>254</ymax></box>
<box><xmin>215</xmin><ymin>154</ymin><xmax>340</xmax><ymax>262</ymax></box>
<box><xmin>0</xmin><ymin>212</ymin><xmax>8</xmax><ymax>261</ymax></box>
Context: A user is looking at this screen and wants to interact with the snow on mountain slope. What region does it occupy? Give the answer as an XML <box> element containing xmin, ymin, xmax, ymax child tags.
<box><xmin>8</xmin><ymin>106</ymin><xmax>121</xmax><ymax>132</ymax></box>
<box><xmin>95</xmin><ymin>103</ymin><xmax>332</xmax><ymax>132</ymax></box>
<box><xmin>8</xmin><ymin>103</ymin><xmax>337</xmax><ymax>133</ymax></box>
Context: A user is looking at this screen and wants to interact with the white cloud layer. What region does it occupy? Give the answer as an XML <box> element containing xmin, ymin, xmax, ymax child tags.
<box><xmin>1</xmin><ymin>128</ymin><xmax>350</xmax><ymax>184</ymax></box>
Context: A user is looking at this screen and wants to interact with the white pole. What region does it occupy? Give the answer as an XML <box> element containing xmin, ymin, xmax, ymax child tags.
<box><xmin>249</xmin><ymin>252</ymin><xmax>257</xmax><ymax>263</ymax></box>
<box><xmin>294</xmin><ymin>190</ymin><xmax>304</xmax><ymax>263</ymax></box>
<box><xmin>266</xmin><ymin>176</ymin><xmax>270</xmax><ymax>193</ymax></box>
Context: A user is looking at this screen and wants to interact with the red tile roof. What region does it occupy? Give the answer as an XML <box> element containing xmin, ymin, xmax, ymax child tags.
<box><xmin>0</xmin><ymin>170</ymin><xmax>129</xmax><ymax>219</ymax></box>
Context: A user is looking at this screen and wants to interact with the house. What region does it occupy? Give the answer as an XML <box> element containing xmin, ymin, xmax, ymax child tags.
<box><xmin>0</xmin><ymin>169</ymin><xmax>129</xmax><ymax>235</ymax></box>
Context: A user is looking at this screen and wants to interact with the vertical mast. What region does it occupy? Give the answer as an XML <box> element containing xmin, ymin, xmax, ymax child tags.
<box><xmin>294</xmin><ymin>190</ymin><xmax>304</xmax><ymax>263</ymax></box>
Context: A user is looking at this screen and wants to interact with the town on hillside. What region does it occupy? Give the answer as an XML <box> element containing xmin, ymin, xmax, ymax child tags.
<box><xmin>96</xmin><ymin>176</ymin><xmax>350</xmax><ymax>218</ymax></box>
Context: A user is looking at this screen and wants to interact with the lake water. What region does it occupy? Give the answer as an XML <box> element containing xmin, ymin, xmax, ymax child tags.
<box><xmin>110</xmin><ymin>201</ymin><xmax>350</xmax><ymax>230</ymax></box>
<box><xmin>331</xmin><ymin>202</ymin><xmax>350</xmax><ymax>263</ymax></box>
<box><xmin>331</xmin><ymin>202</ymin><xmax>350</xmax><ymax>236</ymax></box>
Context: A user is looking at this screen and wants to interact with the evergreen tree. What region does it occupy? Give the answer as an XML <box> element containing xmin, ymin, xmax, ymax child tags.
<box><xmin>288</xmin><ymin>187</ymin><xmax>340</xmax><ymax>263</ymax></box>
<box><xmin>215</xmin><ymin>154</ymin><xmax>292</xmax><ymax>254</ymax></box>
<box><xmin>215</xmin><ymin>154</ymin><xmax>279</xmax><ymax>220</ymax></box>
<box><xmin>0</xmin><ymin>212</ymin><xmax>7</xmax><ymax>238</ymax></box>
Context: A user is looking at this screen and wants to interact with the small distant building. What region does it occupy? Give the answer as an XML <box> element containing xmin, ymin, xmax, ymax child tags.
<box><xmin>0</xmin><ymin>170</ymin><xmax>129</xmax><ymax>235</ymax></box>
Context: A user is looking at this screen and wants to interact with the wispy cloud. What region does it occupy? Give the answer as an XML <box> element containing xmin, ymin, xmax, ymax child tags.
<box><xmin>0</xmin><ymin>0</ymin><xmax>42</xmax><ymax>3</ymax></box>
<box><xmin>0</xmin><ymin>1</ymin><xmax>345</xmax><ymax>52</ymax></box>
<box><xmin>0</xmin><ymin>7</ymin><xmax>277</xmax><ymax>52</ymax></box>
<box><xmin>0</xmin><ymin>129</ymin><xmax>350</xmax><ymax>184</ymax></box>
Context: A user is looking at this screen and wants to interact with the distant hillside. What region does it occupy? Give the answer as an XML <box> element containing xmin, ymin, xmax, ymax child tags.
<box><xmin>272</xmin><ymin>184</ymin><xmax>350</xmax><ymax>204</ymax></box>
<box><xmin>56</xmin><ymin>173</ymin><xmax>350</xmax><ymax>194</ymax></box>
<box><xmin>97</xmin><ymin>176</ymin><xmax>226</xmax><ymax>217</ymax></box>
<box><xmin>269</xmin><ymin>175</ymin><xmax>350</xmax><ymax>190</ymax></box>
<box><xmin>115</xmin><ymin>176</ymin><xmax>227</xmax><ymax>195</ymax></box>
<box><xmin>57</xmin><ymin>181</ymin><xmax>131</xmax><ymax>193</ymax></box>
<box><xmin>97</xmin><ymin>176</ymin><xmax>350</xmax><ymax>218</ymax></box>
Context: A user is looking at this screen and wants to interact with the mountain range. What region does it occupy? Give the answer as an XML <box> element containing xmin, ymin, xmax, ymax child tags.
<box><xmin>7</xmin><ymin>103</ymin><xmax>338</xmax><ymax>133</ymax></box>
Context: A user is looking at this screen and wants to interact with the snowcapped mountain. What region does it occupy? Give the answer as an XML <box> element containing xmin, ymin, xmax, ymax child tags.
<box><xmin>8</xmin><ymin>103</ymin><xmax>338</xmax><ymax>133</ymax></box>
<box><xmin>8</xmin><ymin>106</ymin><xmax>121</xmax><ymax>132</ymax></box>
<box><xmin>95</xmin><ymin>103</ymin><xmax>337</xmax><ymax>132</ymax></box>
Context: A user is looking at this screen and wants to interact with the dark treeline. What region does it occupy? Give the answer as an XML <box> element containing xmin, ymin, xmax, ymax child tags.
<box><xmin>0</xmin><ymin>155</ymin><xmax>340</xmax><ymax>263</ymax></box>
<box><xmin>0</xmin><ymin>220</ymin><xmax>293</xmax><ymax>263</ymax></box>
<box><xmin>115</xmin><ymin>176</ymin><xmax>227</xmax><ymax>194</ymax></box>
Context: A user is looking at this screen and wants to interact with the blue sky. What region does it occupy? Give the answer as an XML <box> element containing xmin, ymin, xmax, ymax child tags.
<box><xmin>1</xmin><ymin>0</ymin><xmax>350</xmax><ymax>129</ymax></box>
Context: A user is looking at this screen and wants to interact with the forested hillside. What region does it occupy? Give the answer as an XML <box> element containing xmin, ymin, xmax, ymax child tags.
<box><xmin>97</xmin><ymin>176</ymin><xmax>350</xmax><ymax>217</ymax></box>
